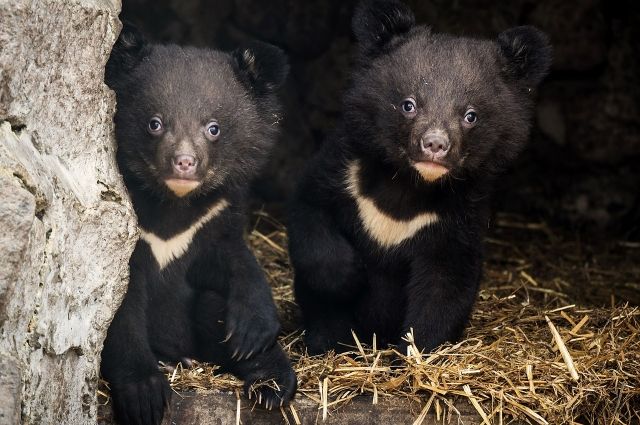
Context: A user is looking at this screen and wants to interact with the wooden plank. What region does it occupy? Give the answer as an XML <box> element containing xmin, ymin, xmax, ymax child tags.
<box><xmin>98</xmin><ymin>391</ymin><xmax>512</xmax><ymax>424</ymax></box>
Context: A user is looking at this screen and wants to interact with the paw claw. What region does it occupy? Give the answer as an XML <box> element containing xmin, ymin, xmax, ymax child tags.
<box><xmin>244</xmin><ymin>369</ymin><xmax>296</xmax><ymax>411</ymax></box>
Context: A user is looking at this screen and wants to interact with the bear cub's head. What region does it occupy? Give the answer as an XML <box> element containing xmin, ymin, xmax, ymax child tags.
<box><xmin>106</xmin><ymin>25</ymin><xmax>289</xmax><ymax>199</ymax></box>
<box><xmin>348</xmin><ymin>0</ymin><xmax>552</xmax><ymax>183</ymax></box>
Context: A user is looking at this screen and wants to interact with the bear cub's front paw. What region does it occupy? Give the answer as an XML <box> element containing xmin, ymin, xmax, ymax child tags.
<box><xmin>110</xmin><ymin>371</ymin><xmax>171</xmax><ymax>425</ymax></box>
<box><xmin>226</xmin><ymin>301</ymin><xmax>280</xmax><ymax>360</ymax></box>
<box><xmin>244</xmin><ymin>360</ymin><xmax>297</xmax><ymax>410</ymax></box>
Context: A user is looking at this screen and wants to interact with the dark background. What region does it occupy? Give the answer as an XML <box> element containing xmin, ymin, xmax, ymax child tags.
<box><xmin>120</xmin><ymin>0</ymin><xmax>640</xmax><ymax>240</ymax></box>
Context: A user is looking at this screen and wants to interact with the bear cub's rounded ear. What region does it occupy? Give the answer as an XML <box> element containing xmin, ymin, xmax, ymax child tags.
<box><xmin>105</xmin><ymin>22</ymin><xmax>150</xmax><ymax>89</ymax></box>
<box><xmin>232</xmin><ymin>41</ymin><xmax>290</xmax><ymax>95</ymax></box>
<box><xmin>498</xmin><ymin>26</ymin><xmax>552</xmax><ymax>88</ymax></box>
<box><xmin>352</xmin><ymin>0</ymin><xmax>415</xmax><ymax>57</ymax></box>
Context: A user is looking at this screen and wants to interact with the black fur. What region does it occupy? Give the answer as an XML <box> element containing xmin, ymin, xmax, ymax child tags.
<box><xmin>105</xmin><ymin>22</ymin><xmax>150</xmax><ymax>89</ymax></box>
<box><xmin>233</xmin><ymin>40</ymin><xmax>290</xmax><ymax>95</ymax></box>
<box><xmin>498</xmin><ymin>26</ymin><xmax>553</xmax><ymax>87</ymax></box>
<box><xmin>352</xmin><ymin>0</ymin><xmax>415</xmax><ymax>59</ymax></box>
<box><xmin>288</xmin><ymin>0</ymin><xmax>552</xmax><ymax>355</ymax></box>
<box><xmin>101</xmin><ymin>26</ymin><xmax>295</xmax><ymax>425</ymax></box>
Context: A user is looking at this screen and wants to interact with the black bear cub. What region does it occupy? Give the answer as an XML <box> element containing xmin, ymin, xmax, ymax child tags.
<box><xmin>101</xmin><ymin>26</ymin><xmax>296</xmax><ymax>425</ymax></box>
<box><xmin>288</xmin><ymin>0</ymin><xmax>552</xmax><ymax>355</ymax></box>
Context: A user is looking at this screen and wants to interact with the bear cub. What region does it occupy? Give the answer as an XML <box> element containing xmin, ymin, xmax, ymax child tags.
<box><xmin>101</xmin><ymin>25</ymin><xmax>296</xmax><ymax>425</ymax></box>
<box><xmin>288</xmin><ymin>0</ymin><xmax>552</xmax><ymax>355</ymax></box>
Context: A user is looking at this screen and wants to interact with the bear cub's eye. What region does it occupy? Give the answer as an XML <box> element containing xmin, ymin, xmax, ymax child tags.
<box><xmin>205</xmin><ymin>121</ymin><xmax>221</xmax><ymax>141</ymax></box>
<box><xmin>148</xmin><ymin>116</ymin><xmax>163</xmax><ymax>134</ymax></box>
<box><xmin>400</xmin><ymin>98</ymin><xmax>417</xmax><ymax>117</ymax></box>
<box><xmin>463</xmin><ymin>109</ymin><xmax>478</xmax><ymax>126</ymax></box>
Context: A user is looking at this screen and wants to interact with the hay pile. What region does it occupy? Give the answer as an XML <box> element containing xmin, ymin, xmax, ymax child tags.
<box><xmin>111</xmin><ymin>211</ymin><xmax>640</xmax><ymax>424</ymax></box>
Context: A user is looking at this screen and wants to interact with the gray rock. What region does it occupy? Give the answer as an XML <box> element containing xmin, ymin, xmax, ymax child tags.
<box><xmin>0</xmin><ymin>354</ymin><xmax>21</xmax><ymax>425</ymax></box>
<box><xmin>0</xmin><ymin>1</ymin><xmax>137</xmax><ymax>424</ymax></box>
<box><xmin>0</xmin><ymin>173</ymin><xmax>36</xmax><ymax>328</ymax></box>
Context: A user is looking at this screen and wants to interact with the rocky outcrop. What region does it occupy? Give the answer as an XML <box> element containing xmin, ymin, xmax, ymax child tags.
<box><xmin>0</xmin><ymin>1</ymin><xmax>136</xmax><ymax>424</ymax></box>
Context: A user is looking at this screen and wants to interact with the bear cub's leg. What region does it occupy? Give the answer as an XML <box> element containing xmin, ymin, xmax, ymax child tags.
<box><xmin>288</xmin><ymin>201</ymin><xmax>366</xmax><ymax>354</ymax></box>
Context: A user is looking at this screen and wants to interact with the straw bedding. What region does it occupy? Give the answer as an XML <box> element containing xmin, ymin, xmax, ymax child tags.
<box><xmin>101</xmin><ymin>211</ymin><xmax>640</xmax><ymax>424</ymax></box>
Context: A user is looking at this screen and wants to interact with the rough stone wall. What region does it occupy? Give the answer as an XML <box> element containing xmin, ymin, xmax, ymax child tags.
<box><xmin>0</xmin><ymin>1</ymin><xmax>136</xmax><ymax>424</ymax></box>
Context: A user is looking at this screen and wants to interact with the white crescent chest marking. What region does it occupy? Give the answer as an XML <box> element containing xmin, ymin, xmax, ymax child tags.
<box><xmin>345</xmin><ymin>162</ymin><xmax>439</xmax><ymax>248</ymax></box>
<box><xmin>139</xmin><ymin>199</ymin><xmax>230</xmax><ymax>270</ymax></box>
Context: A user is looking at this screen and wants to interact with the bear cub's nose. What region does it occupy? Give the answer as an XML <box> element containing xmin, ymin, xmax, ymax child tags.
<box><xmin>420</xmin><ymin>133</ymin><xmax>450</xmax><ymax>158</ymax></box>
<box><xmin>172</xmin><ymin>154</ymin><xmax>197</xmax><ymax>175</ymax></box>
